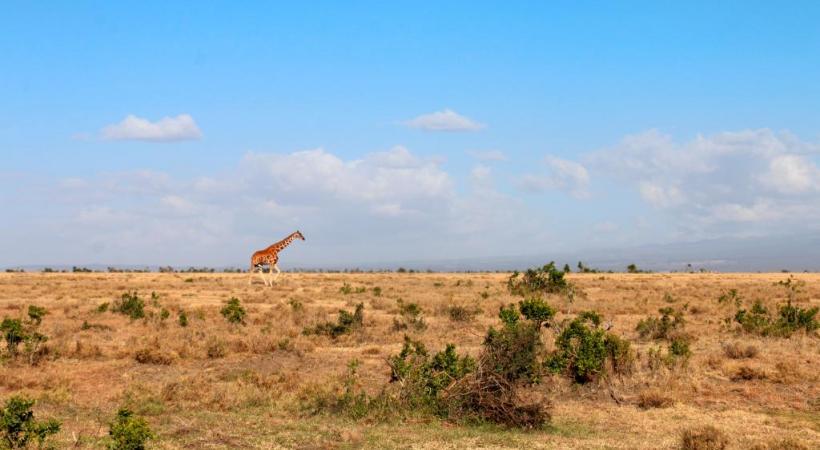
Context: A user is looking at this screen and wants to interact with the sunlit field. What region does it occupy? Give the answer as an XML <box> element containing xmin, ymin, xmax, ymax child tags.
<box><xmin>0</xmin><ymin>271</ymin><xmax>818</xmax><ymax>449</ymax></box>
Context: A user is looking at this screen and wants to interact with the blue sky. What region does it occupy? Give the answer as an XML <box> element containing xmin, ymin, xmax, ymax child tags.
<box><xmin>2</xmin><ymin>2</ymin><xmax>820</xmax><ymax>268</ymax></box>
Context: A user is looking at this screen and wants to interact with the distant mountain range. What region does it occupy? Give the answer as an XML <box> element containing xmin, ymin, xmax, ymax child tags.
<box><xmin>6</xmin><ymin>234</ymin><xmax>820</xmax><ymax>273</ymax></box>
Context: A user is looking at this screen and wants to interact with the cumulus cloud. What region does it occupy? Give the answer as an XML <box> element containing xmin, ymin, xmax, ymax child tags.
<box><xmin>19</xmin><ymin>145</ymin><xmax>547</xmax><ymax>266</ymax></box>
<box><xmin>101</xmin><ymin>114</ymin><xmax>202</xmax><ymax>142</ymax></box>
<box><xmin>586</xmin><ymin>128</ymin><xmax>820</xmax><ymax>231</ymax></box>
<box><xmin>466</xmin><ymin>150</ymin><xmax>507</xmax><ymax>161</ymax></box>
<box><xmin>517</xmin><ymin>155</ymin><xmax>590</xmax><ymax>198</ymax></box>
<box><xmin>404</xmin><ymin>109</ymin><xmax>484</xmax><ymax>132</ymax></box>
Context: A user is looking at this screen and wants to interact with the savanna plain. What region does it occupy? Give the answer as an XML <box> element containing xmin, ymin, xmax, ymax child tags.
<box><xmin>1</xmin><ymin>271</ymin><xmax>818</xmax><ymax>449</ymax></box>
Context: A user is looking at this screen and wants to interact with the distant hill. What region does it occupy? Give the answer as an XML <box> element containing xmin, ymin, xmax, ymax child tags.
<box><xmin>6</xmin><ymin>234</ymin><xmax>820</xmax><ymax>273</ymax></box>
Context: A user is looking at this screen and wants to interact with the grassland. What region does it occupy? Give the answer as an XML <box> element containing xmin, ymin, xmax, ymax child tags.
<box><xmin>0</xmin><ymin>272</ymin><xmax>818</xmax><ymax>449</ymax></box>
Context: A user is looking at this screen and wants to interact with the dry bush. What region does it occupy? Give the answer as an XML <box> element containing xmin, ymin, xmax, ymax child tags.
<box><xmin>444</xmin><ymin>368</ymin><xmax>551</xmax><ymax>429</ymax></box>
<box><xmin>680</xmin><ymin>425</ymin><xmax>729</xmax><ymax>450</ymax></box>
<box><xmin>446</xmin><ymin>304</ymin><xmax>481</xmax><ymax>323</ymax></box>
<box><xmin>771</xmin><ymin>361</ymin><xmax>807</xmax><ymax>384</ymax></box>
<box><xmin>749</xmin><ymin>438</ymin><xmax>810</xmax><ymax>450</ymax></box>
<box><xmin>731</xmin><ymin>365</ymin><xmax>767</xmax><ymax>382</ymax></box>
<box><xmin>723</xmin><ymin>342</ymin><xmax>759</xmax><ymax>359</ymax></box>
<box><xmin>206</xmin><ymin>338</ymin><xmax>227</xmax><ymax>359</ymax></box>
<box><xmin>637</xmin><ymin>389</ymin><xmax>674</xmax><ymax>409</ymax></box>
<box><xmin>134</xmin><ymin>346</ymin><xmax>174</xmax><ymax>365</ymax></box>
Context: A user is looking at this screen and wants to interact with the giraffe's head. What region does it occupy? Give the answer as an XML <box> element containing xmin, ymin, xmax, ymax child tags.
<box><xmin>294</xmin><ymin>230</ymin><xmax>306</xmax><ymax>241</ymax></box>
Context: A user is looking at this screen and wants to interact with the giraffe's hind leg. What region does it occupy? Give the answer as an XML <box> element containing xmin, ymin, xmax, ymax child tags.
<box><xmin>256</xmin><ymin>266</ymin><xmax>269</xmax><ymax>286</ymax></box>
<box><xmin>273</xmin><ymin>264</ymin><xmax>282</xmax><ymax>282</ymax></box>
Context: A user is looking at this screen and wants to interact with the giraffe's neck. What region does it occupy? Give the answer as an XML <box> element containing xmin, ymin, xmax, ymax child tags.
<box><xmin>269</xmin><ymin>233</ymin><xmax>298</xmax><ymax>252</ymax></box>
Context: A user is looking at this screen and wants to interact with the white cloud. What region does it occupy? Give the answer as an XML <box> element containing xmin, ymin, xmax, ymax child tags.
<box><xmin>759</xmin><ymin>154</ymin><xmax>820</xmax><ymax>194</ymax></box>
<box><xmin>638</xmin><ymin>182</ymin><xmax>685</xmax><ymax>208</ymax></box>
<box><xmin>587</xmin><ymin>128</ymin><xmax>820</xmax><ymax>230</ymax></box>
<box><xmin>404</xmin><ymin>109</ymin><xmax>484</xmax><ymax>132</ymax></box>
<box><xmin>23</xmin><ymin>145</ymin><xmax>551</xmax><ymax>266</ymax></box>
<box><xmin>517</xmin><ymin>155</ymin><xmax>590</xmax><ymax>198</ymax></box>
<box><xmin>592</xmin><ymin>221</ymin><xmax>619</xmax><ymax>233</ymax></box>
<box><xmin>101</xmin><ymin>114</ymin><xmax>202</xmax><ymax>142</ymax></box>
<box><xmin>466</xmin><ymin>150</ymin><xmax>507</xmax><ymax>161</ymax></box>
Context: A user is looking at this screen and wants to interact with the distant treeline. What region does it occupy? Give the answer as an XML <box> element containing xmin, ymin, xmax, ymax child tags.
<box><xmin>4</xmin><ymin>263</ymin><xmax>816</xmax><ymax>274</ymax></box>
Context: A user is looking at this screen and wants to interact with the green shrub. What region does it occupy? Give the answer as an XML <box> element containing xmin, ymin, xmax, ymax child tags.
<box><xmin>339</xmin><ymin>283</ymin><xmax>353</xmax><ymax>295</ymax></box>
<box><xmin>387</xmin><ymin>337</ymin><xmax>475</xmax><ymax>414</ymax></box>
<box><xmin>177</xmin><ymin>311</ymin><xmax>188</xmax><ymax>327</ymax></box>
<box><xmin>159</xmin><ymin>308</ymin><xmax>170</xmax><ymax>321</ymax></box>
<box><xmin>1</xmin><ymin>396</ymin><xmax>60</xmax><ymax>449</ymax></box>
<box><xmin>547</xmin><ymin>313</ymin><xmax>632</xmax><ymax>383</ymax></box>
<box><xmin>636</xmin><ymin>307</ymin><xmax>685</xmax><ymax>340</ymax></box>
<box><xmin>498</xmin><ymin>303</ymin><xmax>520</xmax><ymax>326</ymax></box>
<box><xmin>108</xmin><ymin>408</ymin><xmax>154</xmax><ymax>450</ymax></box>
<box><xmin>26</xmin><ymin>306</ymin><xmax>47</xmax><ymax>325</ymax></box>
<box><xmin>717</xmin><ymin>289</ymin><xmax>741</xmax><ymax>306</ymax></box>
<box><xmin>393</xmin><ymin>299</ymin><xmax>426</xmax><ymax>331</ymax></box>
<box><xmin>775</xmin><ymin>301</ymin><xmax>819</xmax><ymax>335</ymax></box>
<box><xmin>0</xmin><ymin>317</ymin><xmax>49</xmax><ymax>364</ymax></box>
<box><xmin>518</xmin><ymin>297</ymin><xmax>556</xmax><ymax>327</ymax></box>
<box><xmin>220</xmin><ymin>297</ymin><xmax>246</xmax><ymax>325</ymax></box>
<box><xmin>97</xmin><ymin>302</ymin><xmax>110</xmax><ymax>313</ymax></box>
<box><xmin>301</xmin><ymin>359</ymin><xmax>394</xmax><ymax>421</ymax></box>
<box><xmin>669</xmin><ymin>336</ymin><xmax>692</xmax><ymax>358</ymax></box>
<box><xmin>734</xmin><ymin>299</ymin><xmax>818</xmax><ymax>337</ymax></box>
<box><xmin>647</xmin><ymin>340</ymin><xmax>690</xmax><ymax>370</ymax></box>
<box><xmin>372</xmin><ymin>286</ymin><xmax>382</xmax><ymax>296</ymax></box>
<box><xmin>0</xmin><ymin>319</ymin><xmax>25</xmax><ymax>356</ymax></box>
<box><xmin>112</xmin><ymin>292</ymin><xmax>145</xmax><ymax>320</ymax></box>
<box><xmin>304</xmin><ymin>303</ymin><xmax>364</xmax><ymax>338</ymax></box>
<box><xmin>507</xmin><ymin>262</ymin><xmax>568</xmax><ymax>297</ymax></box>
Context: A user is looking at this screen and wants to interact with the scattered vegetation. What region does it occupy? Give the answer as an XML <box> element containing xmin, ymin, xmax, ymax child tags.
<box><xmin>220</xmin><ymin>297</ymin><xmax>246</xmax><ymax>325</ymax></box>
<box><xmin>387</xmin><ymin>337</ymin><xmax>475</xmax><ymax>416</ymax></box>
<box><xmin>636</xmin><ymin>307</ymin><xmax>685</xmax><ymax>340</ymax></box>
<box><xmin>447</xmin><ymin>304</ymin><xmax>481</xmax><ymax>322</ymax></box>
<box><xmin>0</xmin><ymin>396</ymin><xmax>60</xmax><ymax>449</ymax></box>
<box><xmin>112</xmin><ymin>291</ymin><xmax>146</xmax><ymax>320</ymax></box>
<box><xmin>722</xmin><ymin>342</ymin><xmax>758</xmax><ymax>359</ymax></box>
<box><xmin>717</xmin><ymin>289</ymin><xmax>741</xmax><ymax>306</ymax></box>
<box><xmin>626</xmin><ymin>263</ymin><xmax>650</xmax><ymax>273</ymax></box>
<box><xmin>506</xmin><ymin>262</ymin><xmax>568</xmax><ymax>296</ymax></box>
<box><xmin>637</xmin><ymin>389</ymin><xmax>674</xmax><ymax>409</ymax></box>
<box><xmin>304</xmin><ymin>304</ymin><xmax>364</xmax><ymax>338</ymax></box>
<box><xmin>26</xmin><ymin>306</ymin><xmax>46</xmax><ymax>326</ymax></box>
<box><xmin>108</xmin><ymin>408</ymin><xmax>154</xmax><ymax>450</ymax></box>
<box><xmin>731</xmin><ymin>365</ymin><xmax>767</xmax><ymax>382</ymax></box>
<box><xmin>339</xmin><ymin>283</ymin><xmax>366</xmax><ymax>295</ymax></box>
<box><xmin>393</xmin><ymin>299</ymin><xmax>427</xmax><ymax>331</ymax></box>
<box><xmin>546</xmin><ymin>312</ymin><xmax>633</xmax><ymax>383</ymax></box>
<box><xmin>680</xmin><ymin>425</ymin><xmax>729</xmax><ymax>450</ymax></box>
<box><xmin>1</xmin><ymin>316</ymin><xmax>49</xmax><ymax>364</ymax></box>
<box><xmin>733</xmin><ymin>299</ymin><xmax>818</xmax><ymax>337</ymax></box>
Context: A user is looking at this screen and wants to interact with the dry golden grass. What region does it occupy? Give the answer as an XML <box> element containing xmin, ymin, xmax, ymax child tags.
<box><xmin>0</xmin><ymin>272</ymin><xmax>818</xmax><ymax>449</ymax></box>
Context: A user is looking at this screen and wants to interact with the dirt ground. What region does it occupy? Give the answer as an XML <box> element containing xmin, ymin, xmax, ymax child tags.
<box><xmin>0</xmin><ymin>271</ymin><xmax>818</xmax><ymax>449</ymax></box>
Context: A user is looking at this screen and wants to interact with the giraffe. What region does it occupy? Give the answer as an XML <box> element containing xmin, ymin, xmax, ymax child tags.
<box><xmin>248</xmin><ymin>230</ymin><xmax>305</xmax><ymax>286</ymax></box>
